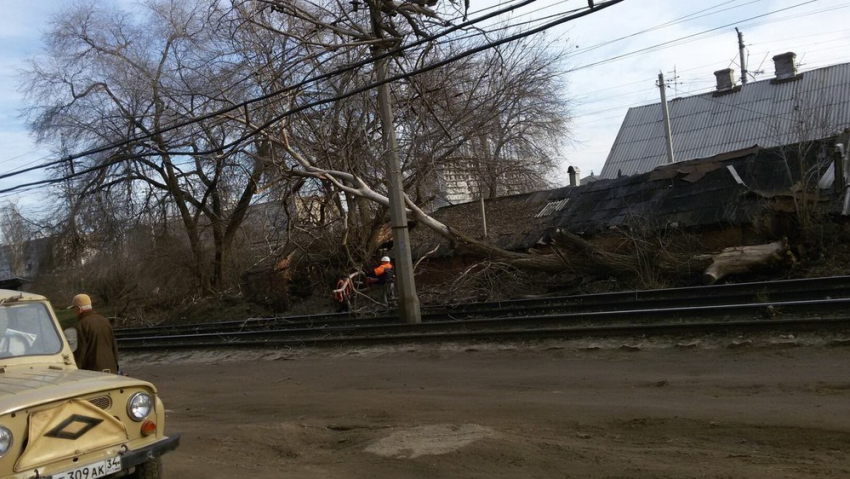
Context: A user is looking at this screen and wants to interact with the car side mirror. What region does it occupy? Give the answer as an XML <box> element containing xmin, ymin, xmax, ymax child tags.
<box><xmin>64</xmin><ymin>328</ymin><xmax>78</xmax><ymax>352</ymax></box>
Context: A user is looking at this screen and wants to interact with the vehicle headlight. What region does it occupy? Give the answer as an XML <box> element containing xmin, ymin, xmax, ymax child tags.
<box><xmin>0</xmin><ymin>426</ymin><xmax>12</xmax><ymax>458</ymax></box>
<box><xmin>127</xmin><ymin>392</ymin><xmax>153</xmax><ymax>421</ymax></box>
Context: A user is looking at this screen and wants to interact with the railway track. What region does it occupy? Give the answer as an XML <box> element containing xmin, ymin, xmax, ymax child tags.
<box><xmin>117</xmin><ymin>276</ymin><xmax>850</xmax><ymax>350</ymax></box>
<box><xmin>116</xmin><ymin>275</ymin><xmax>850</xmax><ymax>338</ymax></box>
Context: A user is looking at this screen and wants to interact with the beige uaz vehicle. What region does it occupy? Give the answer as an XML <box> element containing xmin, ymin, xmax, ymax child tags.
<box><xmin>0</xmin><ymin>290</ymin><xmax>179</xmax><ymax>479</ymax></box>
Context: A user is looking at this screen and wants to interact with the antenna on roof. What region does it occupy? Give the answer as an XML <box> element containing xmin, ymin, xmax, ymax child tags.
<box><xmin>666</xmin><ymin>65</ymin><xmax>681</xmax><ymax>97</ymax></box>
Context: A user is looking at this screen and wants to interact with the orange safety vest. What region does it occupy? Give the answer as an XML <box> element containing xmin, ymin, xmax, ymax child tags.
<box><xmin>334</xmin><ymin>278</ymin><xmax>354</xmax><ymax>302</ymax></box>
<box><xmin>373</xmin><ymin>263</ymin><xmax>393</xmax><ymax>277</ymax></box>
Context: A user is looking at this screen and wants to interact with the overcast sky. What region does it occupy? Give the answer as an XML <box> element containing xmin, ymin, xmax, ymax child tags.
<box><xmin>0</xmin><ymin>0</ymin><xmax>848</xmax><ymax>213</ymax></box>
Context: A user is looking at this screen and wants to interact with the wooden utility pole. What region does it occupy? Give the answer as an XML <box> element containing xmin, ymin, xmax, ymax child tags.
<box><xmin>374</xmin><ymin>51</ymin><xmax>422</xmax><ymax>324</ymax></box>
<box><xmin>657</xmin><ymin>72</ymin><xmax>675</xmax><ymax>164</ymax></box>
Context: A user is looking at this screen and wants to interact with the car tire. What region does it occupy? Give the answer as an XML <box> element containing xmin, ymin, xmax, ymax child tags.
<box><xmin>133</xmin><ymin>458</ymin><xmax>162</xmax><ymax>479</ymax></box>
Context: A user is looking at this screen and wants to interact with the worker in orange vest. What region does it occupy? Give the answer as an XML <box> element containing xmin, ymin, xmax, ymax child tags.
<box><xmin>333</xmin><ymin>274</ymin><xmax>355</xmax><ymax>312</ymax></box>
<box><xmin>366</xmin><ymin>256</ymin><xmax>394</xmax><ymax>286</ymax></box>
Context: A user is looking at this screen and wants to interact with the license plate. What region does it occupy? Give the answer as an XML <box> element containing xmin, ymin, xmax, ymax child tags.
<box><xmin>54</xmin><ymin>457</ymin><xmax>122</xmax><ymax>479</ymax></box>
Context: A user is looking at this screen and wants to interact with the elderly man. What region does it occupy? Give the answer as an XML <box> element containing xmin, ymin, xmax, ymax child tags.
<box><xmin>68</xmin><ymin>293</ymin><xmax>120</xmax><ymax>373</ymax></box>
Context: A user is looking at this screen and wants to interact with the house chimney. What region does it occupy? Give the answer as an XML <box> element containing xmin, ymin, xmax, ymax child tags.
<box><xmin>714</xmin><ymin>68</ymin><xmax>736</xmax><ymax>92</ymax></box>
<box><xmin>568</xmin><ymin>166</ymin><xmax>581</xmax><ymax>186</ymax></box>
<box><xmin>773</xmin><ymin>52</ymin><xmax>797</xmax><ymax>80</ymax></box>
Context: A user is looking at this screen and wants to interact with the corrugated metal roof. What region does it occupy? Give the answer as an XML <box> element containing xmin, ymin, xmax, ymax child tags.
<box><xmin>599</xmin><ymin>62</ymin><xmax>850</xmax><ymax>179</ymax></box>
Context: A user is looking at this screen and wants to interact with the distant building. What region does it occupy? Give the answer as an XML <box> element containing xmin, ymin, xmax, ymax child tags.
<box><xmin>600</xmin><ymin>54</ymin><xmax>850</xmax><ymax>179</ymax></box>
<box><xmin>437</xmin><ymin>159</ymin><xmax>547</xmax><ymax>206</ymax></box>
<box><xmin>437</xmin><ymin>160</ymin><xmax>480</xmax><ymax>205</ymax></box>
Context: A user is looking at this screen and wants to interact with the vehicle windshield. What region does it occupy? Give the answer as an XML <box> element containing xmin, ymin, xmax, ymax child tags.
<box><xmin>0</xmin><ymin>302</ymin><xmax>63</xmax><ymax>359</ymax></box>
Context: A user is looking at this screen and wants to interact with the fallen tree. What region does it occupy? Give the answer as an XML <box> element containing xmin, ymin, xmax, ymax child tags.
<box><xmin>550</xmin><ymin>231</ymin><xmax>794</xmax><ymax>285</ymax></box>
<box><xmin>256</xmin><ymin>122</ymin><xmax>797</xmax><ymax>286</ymax></box>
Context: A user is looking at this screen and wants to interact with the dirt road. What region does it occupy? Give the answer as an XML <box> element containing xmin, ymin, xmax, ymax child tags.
<box><xmin>126</xmin><ymin>339</ymin><xmax>850</xmax><ymax>478</ymax></box>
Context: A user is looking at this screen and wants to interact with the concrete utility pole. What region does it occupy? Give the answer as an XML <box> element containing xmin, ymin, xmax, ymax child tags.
<box><xmin>479</xmin><ymin>195</ymin><xmax>488</xmax><ymax>238</ymax></box>
<box><xmin>374</xmin><ymin>52</ymin><xmax>422</xmax><ymax>324</ymax></box>
<box><xmin>657</xmin><ymin>72</ymin><xmax>676</xmax><ymax>164</ymax></box>
<box><xmin>736</xmin><ymin>27</ymin><xmax>748</xmax><ymax>85</ymax></box>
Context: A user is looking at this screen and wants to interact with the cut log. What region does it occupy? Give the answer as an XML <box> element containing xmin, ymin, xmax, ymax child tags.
<box><xmin>701</xmin><ymin>240</ymin><xmax>793</xmax><ymax>284</ymax></box>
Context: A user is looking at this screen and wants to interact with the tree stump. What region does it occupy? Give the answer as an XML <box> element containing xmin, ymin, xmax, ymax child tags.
<box><xmin>700</xmin><ymin>240</ymin><xmax>793</xmax><ymax>284</ymax></box>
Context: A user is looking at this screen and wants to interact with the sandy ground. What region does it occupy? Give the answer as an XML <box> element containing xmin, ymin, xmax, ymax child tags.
<box><xmin>124</xmin><ymin>336</ymin><xmax>850</xmax><ymax>479</ymax></box>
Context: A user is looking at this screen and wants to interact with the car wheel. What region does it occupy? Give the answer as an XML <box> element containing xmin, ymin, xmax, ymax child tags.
<box><xmin>132</xmin><ymin>458</ymin><xmax>162</xmax><ymax>479</ymax></box>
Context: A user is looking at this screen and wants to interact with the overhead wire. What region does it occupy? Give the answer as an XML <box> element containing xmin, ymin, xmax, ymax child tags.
<box><xmin>455</xmin><ymin>0</ymin><xmax>768</xmax><ymax>48</ymax></box>
<box><xmin>449</xmin><ymin>0</ymin><xmax>836</xmax><ymax>111</ymax></box>
<box><xmin>569</xmin><ymin>0</ymin><xmax>761</xmax><ymax>57</ymax></box>
<box><xmin>389</xmin><ymin>0</ymin><xmax>838</xmax><ymax>125</ymax></box>
<box><xmin>576</xmin><ymin>37</ymin><xmax>850</xmax><ymax>111</ymax></box>
<box><xmin>0</xmin><ymin>0</ymin><xmax>627</xmax><ymax>196</ymax></box>
<box><xmin>564</xmin><ymin>0</ymin><xmax>820</xmax><ymax>74</ymax></box>
<box><xmin>5</xmin><ymin>0</ymin><xmax>833</xmax><ymax>180</ymax></box>
<box><xmin>436</xmin><ymin>1</ymin><xmax>585</xmax><ymax>44</ymax></box>
<box><xmin>573</xmin><ymin>42</ymin><xmax>850</xmax><ymax>120</ymax></box>
<box><xmin>0</xmin><ymin>148</ymin><xmax>50</xmax><ymax>167</ymax></box>
<box><xmin>4</xmin><ymin>0</ymin><xmax>848</xmax><ymax>197</ymax></box>
<box><xmin>0</xmin><ymin>0</ymin><xmax>546</xmax><ymax>184</ymax></box>
<box><xmin>2</xmin><ymin>0</ymin><xmax>783</xmax><ymax>176</ymax></box>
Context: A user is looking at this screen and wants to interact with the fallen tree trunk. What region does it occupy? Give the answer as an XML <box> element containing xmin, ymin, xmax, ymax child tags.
<box><xmin>698</xmin><ymin>240</ymin><xmax>793</xmax><ymax>284</ymax></box>
<box><xmin>446</xmin><ymin>229</ymin><xmax>795</xmax><ymax>284</ymax></box>
<box><xmin>550</xmin><ymin>230</ymin><xmax>793</xmax><ymax>284</ymax></box>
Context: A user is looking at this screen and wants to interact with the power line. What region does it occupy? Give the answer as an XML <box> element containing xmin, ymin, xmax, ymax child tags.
<box><xmin>6</xmin><ymin>0</ymin><xmax>845</xmax><ymax>196</ymax></box>
<box><xmin>573</xmin><ymin>46</ymin><xmax>850</xmax><ymax>120</ymax></box>
<box><xmin>0</xmin><ymin>0</ymin><xmax>626</xmax><ymax>196</ymax></box>
<box><xmin>5</xmin><ymin>0</ymin><xmax>835</xmax><ymax>186</ymax></box>
<box><xmin>574</xmin><ymin>37</ymin><xmax>850</xmax><ymax>109</ymax></box>
<box><xmin>570</xmin><ymin>0</ymin><xmax>760</xmax><ymax>57</ymax></box>
<box><xmin>747</xmin><ymin>26</ymin><xmax>850</xmax><ymax>47</ymax></box>
<box><xmin>437</xmin><ymin>1</ymin><xmax>587</xmax><ymax>44</ymax></box>
<box><xmin>439</xmin><ymin>0</ymin><xmax>757</xmax><ymax>51</ymax></box>
<box><xmin>565</xmin><ymin>0</ymin><xmax>820</xmax><ymax>74</ymax></box>
<box><xmin>463</xmin><ymin>0</ymin><xmax>833</xmax><ymax>104</ymax></box>
<box><xmin>0</xmin><ymin>148</ymin><xmax>50</xmax><ymax>167</ymax></box>
<box><xmin>0</xmin><ymin>0</ymin><xmax>545</xmax><ymax>184</ymax></box>
<box><xmin>736</xmin><ymin>2</ymin><xmax>849</xmax><ymax>29</ymax></box>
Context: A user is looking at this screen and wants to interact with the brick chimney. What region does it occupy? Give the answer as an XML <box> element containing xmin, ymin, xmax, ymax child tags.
<box><xmin>568</xmin><ymin>166</ymin><xmax>581</xmax><ymax>186</ymax></box>
<box><xmin>714</xmin><ymin>68</ymin><xmax>736</xmax><ymax>92</ymax></box>
<box><xmin>773</xmin><ymin>52</ymin><xmax>798</xmax><ymax>80</ymax></box>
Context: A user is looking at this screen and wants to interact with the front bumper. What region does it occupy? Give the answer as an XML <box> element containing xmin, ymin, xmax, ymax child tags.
<box><xmin>40</xmin><ymin>435</ymin><xmax>181</xmax><ymax>479</ymax></box>
<box><xmin>118</xmin><ymin>434</ymin><xmax>181</xmax><ymax>471</ymax></box>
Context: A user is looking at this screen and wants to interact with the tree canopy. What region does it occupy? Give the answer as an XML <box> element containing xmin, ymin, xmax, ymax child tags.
<box><xmin>20</xmin><ymin>0</ymin><xmax>573</xmax><ymax>298</ymax></box>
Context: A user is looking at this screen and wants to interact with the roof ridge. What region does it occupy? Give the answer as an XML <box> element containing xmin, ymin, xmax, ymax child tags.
<box><xmin>624</xmin><ymin>60</ymin><xmax>850</xmax><ymax>115</ymax></box>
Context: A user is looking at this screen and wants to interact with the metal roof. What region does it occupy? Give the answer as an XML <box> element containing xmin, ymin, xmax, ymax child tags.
<box><xmin>599</xmin><ymin>62</ymin><xmax>850</xmax><ymax>179</ymax></box>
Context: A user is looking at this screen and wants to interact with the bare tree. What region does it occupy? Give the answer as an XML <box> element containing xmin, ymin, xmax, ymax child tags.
<box><xmin>23</xmin><ymin>0</ymin><xmax>284</xmax><ymax>290</ymax></box>
<box><xmin>22</xmin><ymin>0</ymin><xmax>577</xmax><ymax>306</ymax></box>
<box><xmin>403</xmin><ymin>35</ymin><xmax>570</xmax><ymax>201</ymax></box>
<box><xmin>233</xmin><ymin>1</ymin><xmax>572</xmax><ymax>264</ymax></box>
